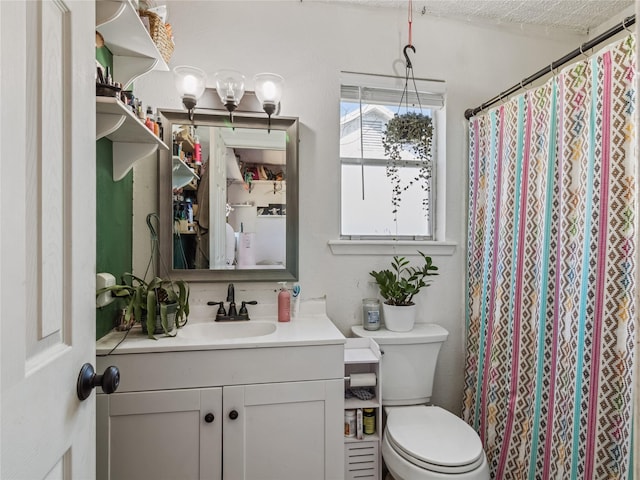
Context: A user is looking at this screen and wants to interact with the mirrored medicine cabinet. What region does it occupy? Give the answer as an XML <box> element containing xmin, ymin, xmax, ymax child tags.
<box><xmin>158</xmin><ymin>109</ymin><xmax>299</xmax><ymax>282</ymax></box>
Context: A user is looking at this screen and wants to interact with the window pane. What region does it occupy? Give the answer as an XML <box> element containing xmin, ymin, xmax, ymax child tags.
<box><xmin>341</xmin><ymin>163</ymin><xmax>431</xmax><ymax>237</ymax></box>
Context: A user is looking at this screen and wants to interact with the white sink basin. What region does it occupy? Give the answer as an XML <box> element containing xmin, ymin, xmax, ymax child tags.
<box><xmin>179</xmin><ymin>321</ymin><xmax>276</xmax><ymax>340</ymax></box>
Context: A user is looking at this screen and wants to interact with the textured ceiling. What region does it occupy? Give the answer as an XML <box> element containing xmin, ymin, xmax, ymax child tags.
<box><xmin>325</xmin><ymin>0</ymin><xmax>634</xmax><ymax>34</ymax></box>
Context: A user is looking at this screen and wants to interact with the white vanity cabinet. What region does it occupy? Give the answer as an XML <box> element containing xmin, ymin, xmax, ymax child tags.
<box><xmin>96</xmin><ymin>341</ymin><xmax>345</xmax><ymax>480</ymax></box>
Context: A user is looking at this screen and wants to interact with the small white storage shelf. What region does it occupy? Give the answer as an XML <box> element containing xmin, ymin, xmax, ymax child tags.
<box><xmin>344</xmin><ymin>337</ymin><xmax>382</xmax><ymax>480</ymax></box>
<box><xmin>96</xmin><ymin>0</ymin><xmax>169</xmax><ymax>88</ymax></box>
<box><xmin>96</xmin><ymin>96</ymin><xmax>168</xmax><ymax>181</ymax></box>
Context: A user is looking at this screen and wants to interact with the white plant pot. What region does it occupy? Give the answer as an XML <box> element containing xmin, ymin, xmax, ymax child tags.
<box><xmin>382</xmin><ymin>303</ymin><xmax>417</xmax><ymax>332</ymax></box>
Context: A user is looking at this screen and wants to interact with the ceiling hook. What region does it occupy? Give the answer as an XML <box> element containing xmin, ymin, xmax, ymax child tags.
<box><xmin>403</xmin><ymin>44</ymin><xmax>416</xmax><ymax>69</ymax></box>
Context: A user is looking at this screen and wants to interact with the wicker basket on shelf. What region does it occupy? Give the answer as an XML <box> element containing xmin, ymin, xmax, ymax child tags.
<box><xmin>139</xmin><ymin>9</ymin><xmax>174</xmax><ymax>64</ymax></box>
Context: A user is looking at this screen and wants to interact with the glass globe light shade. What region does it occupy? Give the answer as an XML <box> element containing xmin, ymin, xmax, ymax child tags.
<box><xmin>254</xmin><ymin>73</ymin><xmax>284</xmax><ymax>115</ymax></box>
<box><xmin>213</xmin><ymin>70</ymin><xmax>246</xmax><ymax>111</ymax></box>
<box><xmin>173</xmin><ymin>66</ymin><xmax>207</xmax><ymax>109</ymax></box>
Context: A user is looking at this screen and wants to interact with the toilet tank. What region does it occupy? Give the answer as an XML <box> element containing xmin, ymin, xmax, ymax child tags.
<box><xmin>351</xmin><ymin>324</ymin><xmax>449</xmax><ymax>406</ymax></box>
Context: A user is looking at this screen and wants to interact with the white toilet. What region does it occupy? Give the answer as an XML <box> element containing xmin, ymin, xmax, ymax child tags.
<box><xmin>352</xmin><ymin>324</ymin><xmax>489</xmax><ymax>480</ymax></box>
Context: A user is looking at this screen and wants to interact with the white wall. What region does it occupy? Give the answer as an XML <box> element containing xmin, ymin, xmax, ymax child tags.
<box><xmin>132</xmin><ymin>1</ymin><xmax>620</xmax><ymax>414</ymax></box>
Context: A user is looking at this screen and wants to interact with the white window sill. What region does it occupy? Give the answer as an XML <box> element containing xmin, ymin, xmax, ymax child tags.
<box><xmin>327</xmin><ymin>240</ymin><xmax>457</xmax><ymax>256</ymax></box>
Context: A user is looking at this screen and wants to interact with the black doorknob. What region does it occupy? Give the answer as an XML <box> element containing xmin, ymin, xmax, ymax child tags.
<box><xmin>204</xmin><ymin>413</ymin><xmax>215</xmax><ymax>423</ymax></box>
<box><xmin>229</xmin><ymin>410</ymin><xmax>239</xmax><ymax>420</ymax></box>
<box><xmin>76</xmin><ymin>363</ymin><xmax>120</xmax><ymax>401</ymax></box>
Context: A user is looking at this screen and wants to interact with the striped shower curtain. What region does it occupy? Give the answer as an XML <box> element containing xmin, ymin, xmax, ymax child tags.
<box><xmin>463</xmin><ymin>35</ymin><xmax>636</xmax><ymax>479</ymax></box>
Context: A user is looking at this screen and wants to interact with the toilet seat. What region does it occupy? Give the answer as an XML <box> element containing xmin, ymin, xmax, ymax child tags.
<box><xmin>385</xmin><ymin>406</ymin><xmax>484</xmax><ymax>475</ymax></box>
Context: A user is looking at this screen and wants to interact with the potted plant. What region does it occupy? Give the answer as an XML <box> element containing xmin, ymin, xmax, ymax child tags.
<box><xmin>369</xmin><ymin>251</ymin><xmax>438</xmax><ymax>331</ymax></box>
<box><xmin>98</xmin><ymin>273</ymin><xmax>190</xmax><ymax>339</ymax></box>
<box><xmin>382</xmin><ymin>112</ymin><xmax>434</xmax><ymax>217</ymax></box>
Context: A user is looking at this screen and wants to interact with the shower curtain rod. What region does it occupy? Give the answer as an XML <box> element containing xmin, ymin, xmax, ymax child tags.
<box><xmin>464</xmin><ymin>14</ymin><xmax>635</xmax><ymax>119</ymax></box>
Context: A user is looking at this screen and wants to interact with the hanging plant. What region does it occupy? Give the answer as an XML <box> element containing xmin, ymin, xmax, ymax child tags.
<box><xmin>382</xmin><ymin>111</ymin><xmax>433</xmax><ymax>216</ymax></box>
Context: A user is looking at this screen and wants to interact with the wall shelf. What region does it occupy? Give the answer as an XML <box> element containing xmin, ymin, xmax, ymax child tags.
<box><xmin>96</xmin><ymin>0</ymin><xmax>169</xmax><ymax>88</ymax></box>
<box><xmin>95</xmin><ymin>0</ymin><xmax>171</xmax><ymax>182</ymax></box>
<box><xmin>96</xmin><ymin>96</ymin><xmax>168</xmax><ymax>181</ymax></box>
<box><xmin>345</xmin><ymin>433</ymin><xmax>380</xmax><ymax>444</ymax></box>
<box><xmin>172</xmin><ymin>156</ymin><xmax>199</xmax><ymax>189</ymax></box>
<box><xmin>344</xmin><ymin>398</ymin><xmax>379</xmax><ymax>409</ymax></box>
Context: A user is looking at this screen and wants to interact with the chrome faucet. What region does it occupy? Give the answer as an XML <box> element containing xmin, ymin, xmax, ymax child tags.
<box><xmin>206</xmin><ymin>284</ymin><xmax>257</xmax><ymax>321</ymax></box>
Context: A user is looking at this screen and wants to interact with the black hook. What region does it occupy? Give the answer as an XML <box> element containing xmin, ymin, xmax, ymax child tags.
<box><xmin>403</xmin><ymin>44</ymin><xmax>416</xmax><ymax>69</ymax></box>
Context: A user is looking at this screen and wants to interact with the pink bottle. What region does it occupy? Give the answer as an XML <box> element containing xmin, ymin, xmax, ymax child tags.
<box><xmin>194</xmin><ymin>135</ymin><xmax>202</xmax><ymax>165</ymax></box>
<box><xmin>278</xmin><ymin>282</ymin><xmax>290</xmax><ymax>322</ymax></box>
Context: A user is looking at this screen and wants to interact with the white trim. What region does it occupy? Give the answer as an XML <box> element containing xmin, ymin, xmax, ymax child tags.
<box><xmin>433</xmin><ymin>106</ymin><xmax>446</xmax><ymax>241</ymax></box>
<box><xmin>327</xmin><ymin>240</ymin><xmax>457</xmax><ymax>256</ymax></box>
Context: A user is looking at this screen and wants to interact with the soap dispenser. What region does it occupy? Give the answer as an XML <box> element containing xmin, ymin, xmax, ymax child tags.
<box><xmin>277</xmin><ymin>282</ymin><xmax>290</xmax><ymax>322</ymax></box>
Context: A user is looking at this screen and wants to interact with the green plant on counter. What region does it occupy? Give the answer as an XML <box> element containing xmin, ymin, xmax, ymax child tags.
<box><xmin>98</xmin><ymin>273</ymin><xmax>189</xmax><ymax>339</ymax></box>
<box><xmin>369</xmin><ymin>251</ymin><xmax>438</xmax><ymax>306</ymax></box>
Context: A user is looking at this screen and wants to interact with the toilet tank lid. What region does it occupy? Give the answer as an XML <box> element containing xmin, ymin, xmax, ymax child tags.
<box><xmin>351</xmin><ymin>324</ymin><xmax>449</xmax><ymax>344</ymax></box>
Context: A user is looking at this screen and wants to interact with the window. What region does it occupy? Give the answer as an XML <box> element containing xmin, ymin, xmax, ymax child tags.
<box><xmin>340</xmin><ymin>72</ymin><xmax>445</xmax><ymax>240</ymax></box>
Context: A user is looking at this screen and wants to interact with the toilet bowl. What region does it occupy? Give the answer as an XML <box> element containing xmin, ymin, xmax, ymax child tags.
<box><xmin>382</xmin><ymin>406</ymin><xmax>489</xmax><ymax>480</ymax></box>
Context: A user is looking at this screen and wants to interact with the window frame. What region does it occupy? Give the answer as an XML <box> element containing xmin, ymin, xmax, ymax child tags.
<box><xmin>338</xmin><ymin>71</ymin><xmax>447</xmax><ymax>242</ymax></box>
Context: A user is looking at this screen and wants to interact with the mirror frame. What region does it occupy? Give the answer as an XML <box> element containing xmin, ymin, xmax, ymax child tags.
<box><xmin>158</xmin><ymin>109</ymin><xmax>299</xmax><ymax>282</ymax></box>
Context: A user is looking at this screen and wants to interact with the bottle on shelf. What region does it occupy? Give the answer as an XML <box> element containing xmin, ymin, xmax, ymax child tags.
<box><xmin>156</xmin><ymin>113</ymin><xmax>164</xmax><ymax>140</ymax></box>
<box><xmin>363</xmin><ymin>408</ymin><xmax>376</xmax><ymax>435</ymax></box>
<box><xmin>194</xmin><ymin>135</ymin><xmax>202</xmax><ymax>165</ymax></box>
<box><xmin>185</xmin><ymin>198</ymin><xmax>194</xmax><ymax>231</ymax></box>
<box><xmin>153</xmin><ymin>112</ymin><xmax>160</xmax><ymax>137</ymax></box>
<box><xmin>344</xmin><ymin>409</ymin><xmax>356</xmax><ymax>438</ymax></box>
<box><xmin>145</xmin><ymin>106</ymin><xmax>155</xmax><ymax>131</ymax></box>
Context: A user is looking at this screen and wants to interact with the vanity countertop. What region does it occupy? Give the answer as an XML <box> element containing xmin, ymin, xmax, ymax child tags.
<box><xmin>96</xmin><ymin>302</ymin><xmax>345</xmax><ymax>356</ymax></box>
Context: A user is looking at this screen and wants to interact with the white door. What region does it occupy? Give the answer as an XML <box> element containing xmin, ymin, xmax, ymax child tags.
<box><xmin>1</xmin><ymin>1</ymin><xmax>97</xmax><ymax>479</ymax></box>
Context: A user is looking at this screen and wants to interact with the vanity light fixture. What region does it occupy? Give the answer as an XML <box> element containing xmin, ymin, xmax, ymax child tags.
<box><xmin>213</xmin><ymin>70</ymin><xmax>246</xmax><ymax>122</ymax></box>
<box><xmin>173</xmin><ymin>67</ymin><xmax>285</xmax><ymax>129</ymax></box>
<box><xmin>254</xmin><ymin>73</ymin><xmax>284</xmax><ymax>133</ymax></box>
<box><xmin>173</xmin><ymin>65</ymin><xmax>207</xmax><ymax>121</ymax></box>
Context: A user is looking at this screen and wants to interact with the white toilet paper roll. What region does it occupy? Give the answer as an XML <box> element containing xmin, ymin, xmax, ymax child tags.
<box><xmin>348</xmin><ymin>373</ymin><xmax>377</xmax><ymax>387</ymax></box>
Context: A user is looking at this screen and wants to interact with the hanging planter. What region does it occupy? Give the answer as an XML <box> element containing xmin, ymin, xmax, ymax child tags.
<box><xmin>382</xmin><ymin>111</ymin><xmax>433</xmax><ymax>216</ymax></box>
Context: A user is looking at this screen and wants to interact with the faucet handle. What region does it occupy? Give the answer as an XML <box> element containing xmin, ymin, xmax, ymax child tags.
<box><xmin>239</xmin><ymin>301</ymin><xmax>258</xmax><ymax>316</ymax></box>
<box><xmin>207</xmin><ymin>301</ymin><xmax>226</xmax><ymax>318</ymax></box>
